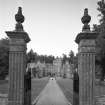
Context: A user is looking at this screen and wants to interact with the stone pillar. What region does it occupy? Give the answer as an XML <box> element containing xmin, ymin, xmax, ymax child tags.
<box><xmin>6</xmin><ymin>7</ymin><xmax>30</xmax><ymax>105</ymax></box>
<box><xmin>75</xmin><ymin>8</ymin><xmax>98</xmax><ymax>105</ymax></box>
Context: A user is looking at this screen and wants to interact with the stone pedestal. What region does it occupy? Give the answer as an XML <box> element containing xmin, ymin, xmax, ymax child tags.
<box><xmin>75</xmin><ymin>32</ymin><xmax>97</xmax><ymax>105</ymax></box>
<box><xmin>6</xmin><ymin>31</ymin><xmax>30</xmax><ymax>105</ymax></box>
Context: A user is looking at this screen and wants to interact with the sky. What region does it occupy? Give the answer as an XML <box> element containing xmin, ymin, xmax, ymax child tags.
<box><xmin>0</xmin><ymin>0</ymin><xmax>99</xmax><ymax>57</ymax></box>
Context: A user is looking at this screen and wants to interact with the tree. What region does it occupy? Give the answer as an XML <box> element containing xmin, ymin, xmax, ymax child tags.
<box><xmin>93</xmin><ymin>0</ymin><xmax>105</xmax><ymax>80</ymax></box>
<box><xmin>73</xmin><ymin>53</ymin><xmax>78</xmax><ymax>69</ymax></box>
<box><xmin>62</xmin><ymin>53</ymin><xmax>68</xmax><ymax>65</ymax></box>
<box><xmin>45</xmin><ymin>55</ymin><xmax>55</xmax><ymax>64</ymax></box>
<box><xmin>0</xmin><ymin>38</ymin><xmax>9</xmax><ymax>79</ymax></box>
<box><xmin>27</xmin><ymin>49</ymin><xmax>55</xmax><ymax>64</ymax></box>
<box><xmin>68</xmin><ymin>50</ymin><xmax>74</xmax><ymax>64</ymax></box>
<box><xmin>27</xmin><ymin>49</ymin><xmax>37</xmax><ymax>63</ymax></box>
<box><xmin>68</xmin><ymin>50</ymin><xmax>78</xmax><ymax>70</ymax></box>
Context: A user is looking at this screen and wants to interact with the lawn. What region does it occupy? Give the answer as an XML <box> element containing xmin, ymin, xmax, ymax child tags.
<box><xmin>95</xmin><ymin>81</ymin><xmax>105</xmax><ymax>96</ymax></box>
<box><xmin>57</xmin><ymin>77</ymin><xmax>105</xmax><ymax>105</ymax></box>
<box><xmin>0</xmin><ymin>80</ymin><xmax>8</xmax><ymax>94</ymax></box>
<box><xmin>31</xmin><ymin>77</ymin><xmax>49</xmax><ymax>102</ymax></box>
<box><xmin>0</xmin><ymin>77</ymin><xmax>104</xmax><ymax>104</ymax></box>
<box><xmin>0</xmin><ymin>77</ymin><xmax>49</xmax><ymax>102</ymax></box>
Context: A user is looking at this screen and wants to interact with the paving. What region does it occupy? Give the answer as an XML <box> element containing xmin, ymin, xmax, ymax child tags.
<box><xmin>34</xmin><ymin>78</ymin><xmax>71</xmax><ymax>105</ymax></box>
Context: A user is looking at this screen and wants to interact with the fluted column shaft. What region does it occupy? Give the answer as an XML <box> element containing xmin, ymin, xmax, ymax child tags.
<box><xmin>6</xmin><ymin>31</ymin><xmax>30</xmax><ymax>105</ymax></box>
<box><xmin>75</xmin><ymin>8</ymin><xmax>98</xmax><ymax>105</ymax></box>
<box><xmin>78</xmin><ymin>39</ymin><xmax>96</xmax><ymax>105</ymax></box>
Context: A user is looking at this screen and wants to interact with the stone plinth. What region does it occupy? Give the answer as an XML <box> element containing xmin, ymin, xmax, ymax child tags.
<box><xmin>6</xmin><ymin>31</ymin><xmax>30</xmax><ymax>105</ymax></box>
<box><xmin>75</xmin><ymin>32</ymin><xmax>97</xmax><ymax>105</ymax></box>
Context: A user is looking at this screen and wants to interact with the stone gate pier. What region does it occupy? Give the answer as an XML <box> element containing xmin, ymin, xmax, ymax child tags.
<box><xmin>75</xmin><ymin>8</ymin><xmax>98</xmax><ymax>105</ymax></box>
<box><xmin>6</xmin><ymin>7</ymin><xmax>30</xmax><ymax>105</ymax></box>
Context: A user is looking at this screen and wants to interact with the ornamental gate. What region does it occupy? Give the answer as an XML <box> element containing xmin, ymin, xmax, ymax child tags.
<box><xmin>6</xmin><ymin>7</ymin><xmax>98</xmax><ymax>105</ymax></box>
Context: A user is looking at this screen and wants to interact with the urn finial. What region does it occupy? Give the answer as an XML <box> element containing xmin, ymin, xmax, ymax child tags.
<box><xmin>15</xmin><ymin>7</ymin><xmax>25</xmax><ymax>31</ymax></box>
<box><xmin>81</xmin><ymin>8</ymin><xmax>91</xmax><ymax>31</ymax></box>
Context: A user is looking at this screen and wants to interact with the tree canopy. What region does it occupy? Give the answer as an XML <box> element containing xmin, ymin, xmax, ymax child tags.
<box><xmin>93</xmin><ymin>0</ymin><xmax>105</xmax><ymax>80</ymax></box>
<box><xmin>0</xmin><ymin>38</ymin><xmax>9</xmax><ymax>79</ymax></box>
<box><xmin>27</xmin><ymin>49</ymin><xmax>55</xmax><ymax>64</ymax></box>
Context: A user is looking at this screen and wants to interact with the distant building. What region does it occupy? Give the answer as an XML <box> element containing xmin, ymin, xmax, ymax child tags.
<box><xmin>26</xmin><ymin>58</ymin><xmax>74</xmax><ymax>78</ymax></box>
<box><xmin>53</xmin><ymin>58</ymin><xmax>62</xmax><ymax>76</ymax></box>
<box><xmin>45</xmin><ymin>63</ymin><xmax>53</xmax><ymax>76</ymax></box>
<box><xmin>61</xmin><ymin>61</ymin><xmax>73</xmax><ymax>78</ymax></box>
<box><xmin>27</xmin><ymin>61</ymin><xmax>46</xmax><ymax>78</ymax></box>
<box><xmin>27</xmin><ymin>61</ymin><xmax>54</xmax><ymax>78</ymax></box>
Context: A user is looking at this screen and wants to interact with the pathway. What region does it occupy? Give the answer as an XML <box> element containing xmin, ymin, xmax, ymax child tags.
<box><xmin>33</xmin><ymin>78</ymin><xmax>71</xmax><ymax>105</ymax></box>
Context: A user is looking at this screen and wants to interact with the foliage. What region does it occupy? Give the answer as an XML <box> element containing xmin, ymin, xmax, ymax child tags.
<box><xmin>73</xmin><ymin>53</ymin><xmax>78</xmax><ymax>70</ymax></box>
<box><xmin>68</xmin><ymin>50</ymin><xmax>74</xmax><ymax>64</ymax></box>
<box><xmin>27</xmin><ymin>49</ymin><xmax>36</xmax><ymax>63</ymax></box>
<box><xmin>97</xmin><ymin>0</ymin><xmax>105</xmax><ymax>24</ymax></box>
<box><xmin>93</xmin><ymin>0</ymin><xmax>105</xmax><ymax>80</ymax></box>
<box><xmin>27</xmin><ymin>49</ymin><xmax>55</xmax><ymax>64</ymax></box>
<box><xmin>0</xmin><ymin>38</ymin><xmax>9</xmax><ymax>80</ymax></box>
<box><xmin>31</xmin><ymin>78</ymin><xmax>49</xmax><ymax>102</ymax></box>
<box><xmin>62</xmin><ymin>50</ymin><xmax>78</xmax><ymax>69</ymax></box>
<box><xmin>62</xmin><ymin>54</ymin><xmax>68</xmax><ymax>65</ymax></box>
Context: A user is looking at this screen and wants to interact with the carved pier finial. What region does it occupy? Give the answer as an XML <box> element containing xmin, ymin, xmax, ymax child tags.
<box><xmin>15</xmin><ymin>7</ymin><xmax>25</xmax><ymax>31</ymax></box>
<box><xmin>81</xmin><ymin>8</ymin><xmax>91</xmax><ymax>32</ymax></box>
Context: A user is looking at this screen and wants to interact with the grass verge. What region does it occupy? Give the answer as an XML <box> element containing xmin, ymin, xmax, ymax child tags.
<box><xmin>31</xmin><ymin>77</ymin><xmax>49</xmax><ymax>102</ymax></box>
<box><xmin>95</xmin><ymin>81</ymin><xmax>105</xmax><ymax>96</ymax></box>
<box><xmin>0</xmin><ymin>80</ymin><xmax>8</xmax><ymax>94</ymax></box>
<box><xmin>57</xmin><ymin>77</ymin><xmax>105</xmax><ymax>105</ymax></box>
